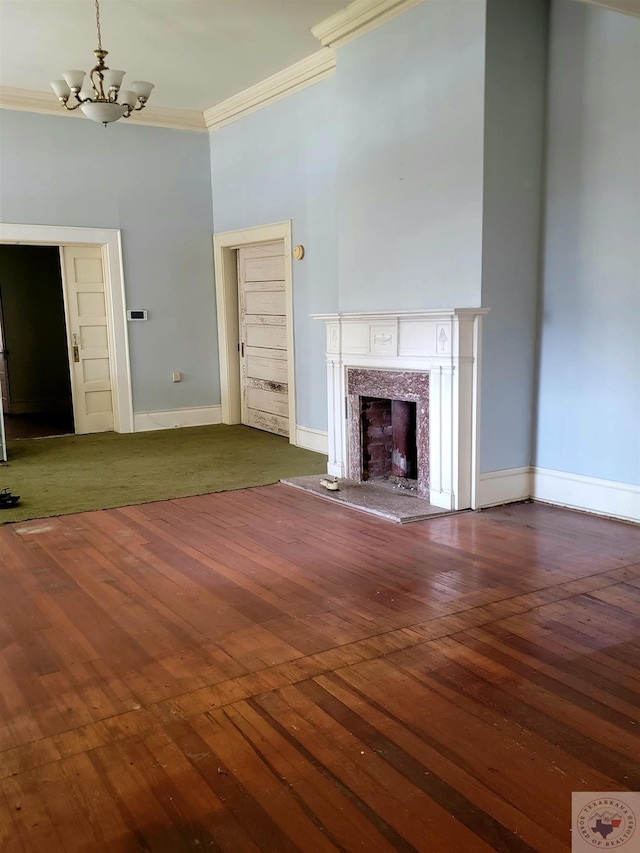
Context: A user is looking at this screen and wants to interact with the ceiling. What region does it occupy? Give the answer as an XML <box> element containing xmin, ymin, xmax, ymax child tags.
<box><xmin>0</xmin><ymin>0</ymin><xmax>637</xmax><ymax>115</ymax></box>
<box><xmin>0</xmin><ymin>0</ymin><xmax>344</xmax><ymax>112</ymax></box>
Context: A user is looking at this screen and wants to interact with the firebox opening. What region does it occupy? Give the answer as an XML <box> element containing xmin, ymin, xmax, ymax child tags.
<box><xmin>360</xmin><ymin>397</ymin><xmax>418</xmax><ymax>487</ymax></box>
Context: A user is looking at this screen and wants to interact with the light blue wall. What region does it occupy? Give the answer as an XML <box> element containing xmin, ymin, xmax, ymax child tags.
<box><xmin>210</xmin><ymin>78</ymin><xmax>338</xmax><ymax>432</ymax></box>
<box><xmin>209</xmin><ymin>4</ymin><xmax>489</xmax><ymax>432</ymax></box>
<box><xmin>336</xmin><ymin>0</ymin><xmax>487</xmax><ymax>312</ymax></box>
<box><xmin>0</xmin><ymin>110</ymin><xmax>218</xmax><ymax>414</ymax></box>
<box><xmin>480</xmin><ymin>0</ymin><xmax>549</xmax><ymax>473</ymax></box>
<box><xmin>536</xmin><ymin>1</ymin><xmax>640</xmax><ymax>485</ymax></box>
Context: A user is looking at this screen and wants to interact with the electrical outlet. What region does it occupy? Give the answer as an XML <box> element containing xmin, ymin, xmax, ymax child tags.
<box><xmin>172</xmin><ymin>371</ymin><xmax>182</xmax><ymax>383</ymax></box>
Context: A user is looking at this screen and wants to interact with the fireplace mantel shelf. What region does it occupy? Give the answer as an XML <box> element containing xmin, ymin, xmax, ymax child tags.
<box><xmin>312</xmin><ymin>308</ymin><xmax>489</xmax><ymax>321</ymax></box>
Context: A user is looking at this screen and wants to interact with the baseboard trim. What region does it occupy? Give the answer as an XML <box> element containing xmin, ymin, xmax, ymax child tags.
<box><xmin>430</xmin><ymin>489</ymin><xmax>455</xmax><ymax>510</ymax></box>
<box><xmin>476</xmin><ymin>466</ymin><xmax>532</xmax><ymax>509</ymax></box>
<box><xmin>475</xmin><ymin>465</ymin><xmax>639</xmax><ymax>522</ymax></box>
<box><xmin>295</xmin><ymin>425</ymin><xmax>328</xmax><ymax>454</ymax></box>
<box><xmin>533</xmin><ymin>467</ymin><xmax>640</xmax><ymax>524</ymax></box>
<box><xmin>134</xmin><ymin>406</ymin><xmax>222</xmax><ymax>432</ymax></box>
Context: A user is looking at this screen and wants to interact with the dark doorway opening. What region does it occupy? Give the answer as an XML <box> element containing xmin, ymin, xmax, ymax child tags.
<box><xmin>0</xmin><ymin>245</ymin><xmax>74</xmax><ymax>440</ymax></box>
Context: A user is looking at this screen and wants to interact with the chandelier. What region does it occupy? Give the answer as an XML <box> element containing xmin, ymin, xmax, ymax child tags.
<box><xmin>50</xmin><ymin>0</ymin><xmax>154</xmax><ymax>125</ymax></box>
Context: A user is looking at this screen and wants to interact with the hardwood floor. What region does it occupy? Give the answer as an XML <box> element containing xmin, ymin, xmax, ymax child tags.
<box><xmin>0</xmin><ymin>485</ymin><xmax>638</xmax><ymax>852</ymax></box>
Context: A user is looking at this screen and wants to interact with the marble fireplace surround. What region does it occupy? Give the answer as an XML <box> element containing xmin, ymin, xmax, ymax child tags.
<box><xmin>314</xmin><ymin>309</ymin><xmax>488</xmax><ymax>511</ymax></box>
<box><xmin>347</xmin><ymin>368</ymin><xmax>430</xmax><ymax>497</ymax></box>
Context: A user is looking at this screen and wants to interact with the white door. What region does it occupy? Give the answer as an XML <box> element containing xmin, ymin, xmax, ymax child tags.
<box><xmin>238</xmin><ymin>242</ymin><xmax>289</xmax><ymax>437</ymax></box>
<box><xmin>60</xmin><ymin>246</ymin><xmax>114</xmax><ymax>434</ymax></box>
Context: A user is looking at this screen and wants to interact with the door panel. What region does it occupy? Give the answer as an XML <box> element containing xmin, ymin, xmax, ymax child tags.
<box><xmin>245</xmin><ymin>408</ymin><xmax>289</xmax><ymax>435</ymax></box>
<box><xmin>240</xmin><ymin>243</ymin><xmax>283</xmax><ymax>259</ymax></box>
<box><xmin>245</xmin><ymin>322</ymin><xmax>287</xmax><ymax>350</ymax></box>
<box><xmin>246</xmin><ymin>386</ymin><xmax>288</xmax><ymax>417</ymax></box>
<box><xmin>238</xmin><ymin>242</ymin><xmax>288</xmax><ymax>437</ymax></box>
<box><xmin>61</xmin><ymin>246</ymin><xmax>114</xmax><ymax>434</ymax></box>
<box><xmin>244</xmin><ymin>257</ymin><xmax>285</xmax><ymax>282</ymax></box>
<box><xmin>246</xmin><ymin>356</ymin><xmax>288</xmax><ymax>384</ymax></box>
<box><xmin>244</xmin><ymin>345</ymin><xmax>286</xmax><ymax>361</ymax></box>
<box><xmin>245</xmin><ymin>290</ymin><xmax>286</xmax><ymax>316</ymax></box>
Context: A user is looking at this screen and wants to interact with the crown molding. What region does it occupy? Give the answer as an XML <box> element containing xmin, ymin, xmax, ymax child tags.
<box><xmin>204</xmin><ymin>48</ymin><xmax>335</xmax><ymax>131</ymax></box>
<box><xmin>127</xmin><ymin>104</ymin><xmax>206</xmax><ymax>132</ymax></box>
<box><xmin>312</xmin><ymin>0</ymin><xmax>426</xmax><ymax>48</ymax></box>
<box><xmin>0</xmin><ymin>87</ymin><xmax>207</xmax><ymax>132</ymax></box>
<box><xmin>580</xmin><ymin>0</ymin><xmax>640</xmax><ymax>16</ymax></box>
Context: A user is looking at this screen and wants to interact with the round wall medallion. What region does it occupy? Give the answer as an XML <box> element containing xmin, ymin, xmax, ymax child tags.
<box><xmin>293</xmin><ymin>245</ymin><xmax>305</xmax><ymax>260</ymax></box>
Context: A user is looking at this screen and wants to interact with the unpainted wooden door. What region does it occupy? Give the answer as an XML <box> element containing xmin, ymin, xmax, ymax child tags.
<box><xmin>237</xmin><ymin>242</ymin><xmax>289</xmax><ymax>437</ymax></box>
<box><xmin>60</xmin><ymin>246</ymin><xmax>114</xmax><ymax>434</ymax></box>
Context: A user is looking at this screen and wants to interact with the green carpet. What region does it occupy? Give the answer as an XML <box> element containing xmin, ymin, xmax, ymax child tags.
<box><xmin>0</xmin><ymin>424</ymin><xmax>327</xmax><ymax>524</ymax></box>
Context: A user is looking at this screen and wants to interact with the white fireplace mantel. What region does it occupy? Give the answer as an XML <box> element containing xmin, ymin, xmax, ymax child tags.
<box><xmin>313</xmin><ymin>308</ymin><xmax>489</xmax><ymax>511</ymax></box>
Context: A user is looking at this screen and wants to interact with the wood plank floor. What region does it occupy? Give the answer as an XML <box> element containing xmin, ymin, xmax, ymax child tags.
<box><xmin>0</xmin><ymin>485</ymin><xmax>639</xmax><ymax>852</ymax></box>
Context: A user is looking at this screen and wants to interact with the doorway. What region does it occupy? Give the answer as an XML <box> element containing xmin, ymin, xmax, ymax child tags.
<box><xmin>0</xmin><ymin>223</ymin><xmax>134</xmax><ymax>437</ymax></box>
<box><xmin>237</xmin><ymin>241</ymin><xmax>289</xmax><ymax>437</ymax></box>
<box><xmin>0</xmin><ymin>245</ymin><xmax>74</xmax><ymax>439</ymax></box>
<box><xmin>214</xmin><ymin>221</ymin><xmax>296</xmax><ymax>443</ymax></box>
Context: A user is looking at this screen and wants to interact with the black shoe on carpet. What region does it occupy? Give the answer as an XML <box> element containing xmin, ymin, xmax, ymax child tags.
<box><xmin>0</xmin><ymin>488</ymin><xmax>20</xmax><ymax>508</ymax></box>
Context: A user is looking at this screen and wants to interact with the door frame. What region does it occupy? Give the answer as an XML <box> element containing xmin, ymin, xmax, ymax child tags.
<box><xmin>213</xmin><ymin>221</ymin><xmax>296</xmax><ymax>443</ymax></box>
<box><xmin>0</xmin><ymin>291</ymin><xmax>11</xmax><ymax>415</ymax></box>
<box><xmin>0</xmin><ymin>383</ymin><xmax>5</xmax><ymax>462</ymax></box>
<box><xmin>0</xmin><ymin>224</ymin><xmax>134</xmax><ymax>433</ymax></box>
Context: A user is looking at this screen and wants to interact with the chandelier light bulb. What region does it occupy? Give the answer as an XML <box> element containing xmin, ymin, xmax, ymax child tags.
<box><xmin>62</xmin><ymin>70</ymin><xmax>86</xmax><ymax>91</ymax></box>
<box><xmin>50</xmin><ymin>0</ymin><xmax>153</xmax><ymax>125</ymax></box>
<box><xmin>102</xmin><ymin>69</ymin><xmax>125</xmax><ymax>93</ymax></box>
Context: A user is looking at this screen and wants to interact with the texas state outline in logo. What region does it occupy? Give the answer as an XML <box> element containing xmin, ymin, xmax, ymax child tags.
<box><xmin>575</xmin><ymin>795</ymin><xmax>636</xmax><ymax>848</ymax></box>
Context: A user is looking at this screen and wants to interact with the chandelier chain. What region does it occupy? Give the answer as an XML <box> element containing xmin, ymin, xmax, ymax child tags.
<box><xmin>94</xmin><ymin>0</ymin><xmax>102</xmax><ymax>51</ymax></box>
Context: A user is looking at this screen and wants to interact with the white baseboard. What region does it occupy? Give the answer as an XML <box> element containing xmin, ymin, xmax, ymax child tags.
<box><xmin>475</xmin><ymin>465</ymin><xmax>639</xmax><ymax>522</ymax></box>
<box><xmin>133</xmin><ymin>406</ymin><xmax>222</xmax><ymax>432</ymax></box>
<box><xmin>533</xmin><ymin>467</ymin><xmax>640</xmax><ymax>524</ymax></box>
<box><xmin>430</xmin><ymin>489</ymin><xmax>455</xmax><ymax>510</ymax></box>
<box><xmin>476</xmin><ymin>466</ymin><xmax>532</xmax><ymax>509</ymax></box>
<box><xmin>295</xmin><ymin>425</ymin><xmax>328</xmax><ymax>454</ymax></box>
